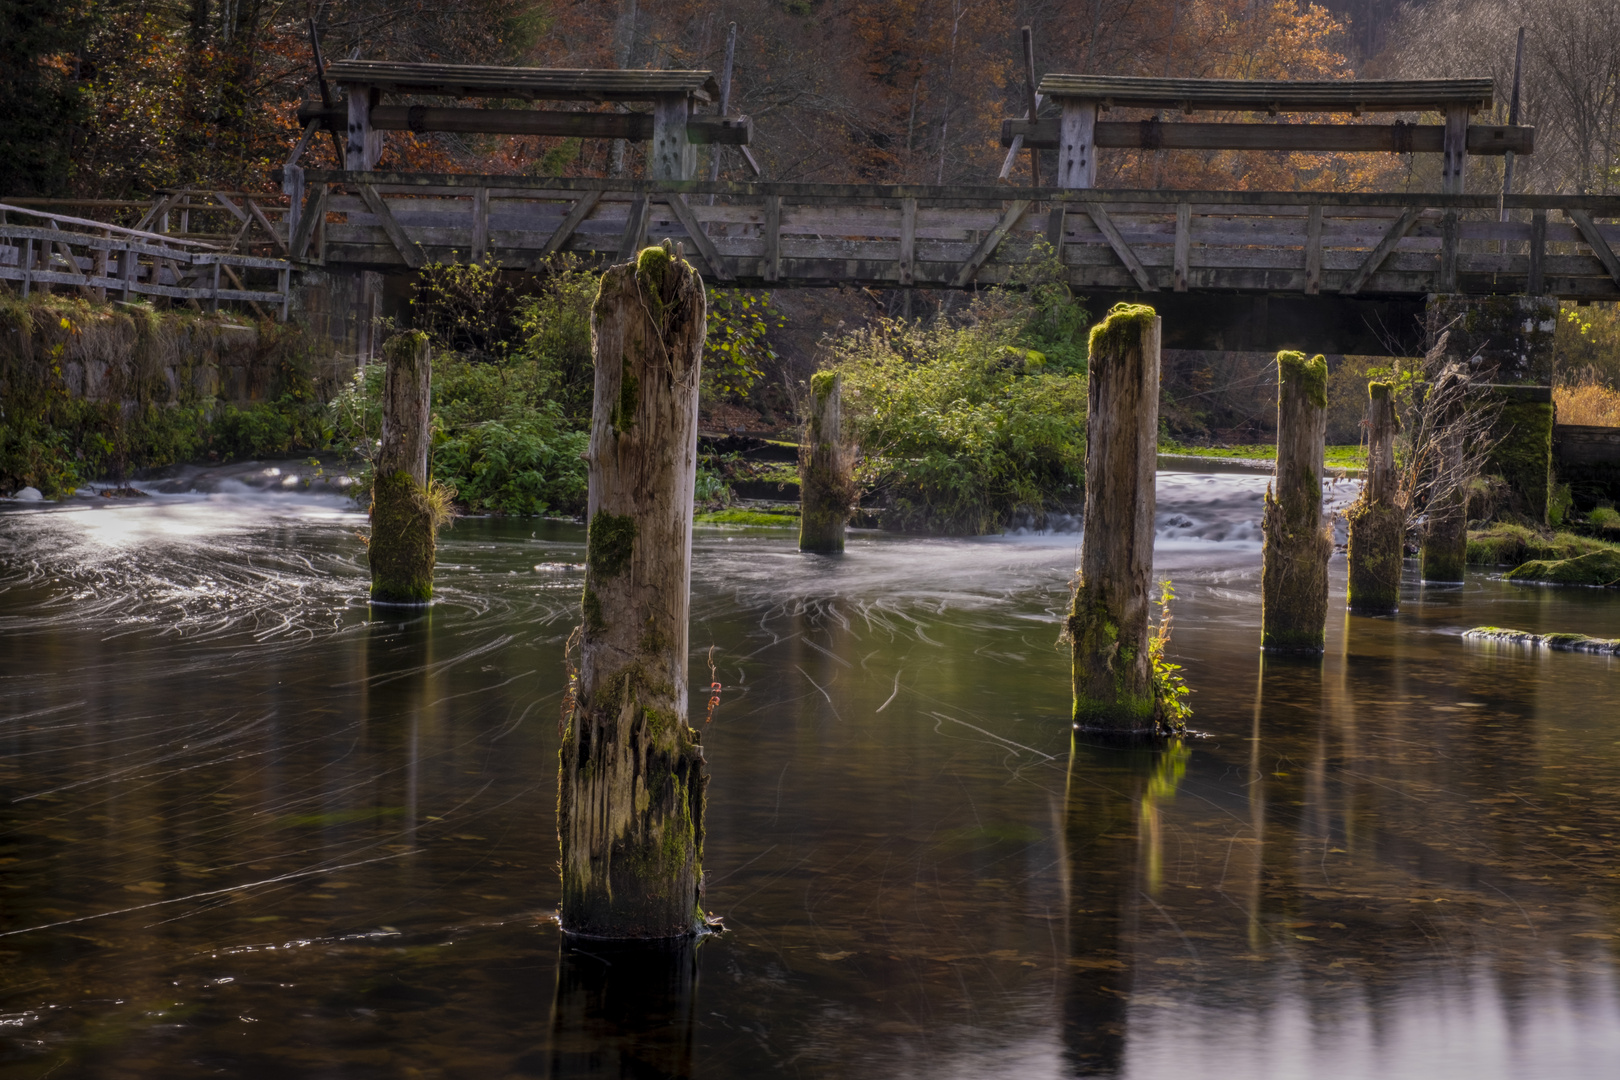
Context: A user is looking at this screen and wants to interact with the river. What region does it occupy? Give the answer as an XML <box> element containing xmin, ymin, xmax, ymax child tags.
<box><xmin>2</xmin><ymin>466</ymin><xmax>1617</xmax><ymax>1078</ymax></box>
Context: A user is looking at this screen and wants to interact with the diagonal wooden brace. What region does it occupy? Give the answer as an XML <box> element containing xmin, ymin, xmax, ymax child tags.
<box><xmin>1083</xmin><ymin>202</ymin><xmax>1155</xmax><ymax>291</ymax></box>
<box><xmin>663</xmin><ymin>193</ymin><xmax>734</xmax><ymax>280</ymax></box>
<box><xmin>358</xmin><ymin>183</ymin><xmax>423</xmax><ymax>269</ymax></box>
<box><xmin>952</xmin><ymin>199</ymin><xmax>1031</xmax><ymax>287</ymax></box>
<box><xmin>1342</xmin><ymin>206</ymin><xmax>1421</xmax><ymax>295</ymax></box>
<box><xmin>290</xmin><ymin>184</ymin><xmax>328</xmax><ymax>260</ymax></box>
<box><xmin>539</xmin><ymin>190</ymin><xmax>603</xmax><ymax>259</ymax></box>
<box><xmin>1568</xmin><ymin>209</ymin><xmax>1620</xmax><ymax>287</ymax></box>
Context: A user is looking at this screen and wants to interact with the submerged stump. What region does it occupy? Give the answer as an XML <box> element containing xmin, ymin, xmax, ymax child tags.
<box><xmin>369</xmin><ymin>331</ymin><xmax>437</xmax><ymax>605</ymax></box>
<box><xmin>1261</xmin><ymin>351</ymin><xmax>1331</xmax><ymax>653</ymax></box>
<box><xmin>1346</xmin><ymin>381</ymin><xmax>1402</xmax><ymax>615</ymax></box>
<box><xmin>1068</xmin><ymin>304</ymin><xmax>1160</xmax><ymax>733</ymax></box>
<box><xmin>560</xmin><ymin>243</ymin><xmax>709</xmax><ymax>939</ymax></box>
<box><xmin>799</xmin><ymin>372</ymin><xmax>853</xmax><ymax>553</ymax></box>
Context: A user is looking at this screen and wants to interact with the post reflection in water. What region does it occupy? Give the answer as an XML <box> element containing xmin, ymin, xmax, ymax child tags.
<box><xmin>363</xmin><ymin>607</ymin><xmax>435</xmax><ymax>853</ymax></box>
<box><xmin>545</xmin><ymin>937</ymin><xmax>701</xmax><ymax>1079</ymax></box>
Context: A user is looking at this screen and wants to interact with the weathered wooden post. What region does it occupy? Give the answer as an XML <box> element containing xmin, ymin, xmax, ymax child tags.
<box><xmin>1421</xmin><ymin>482</ymin><xmax>1468</xmax><ymax>583</ymax></box>
<box><xmin>1261</xmin><ymin>351</ymin><xmax>1330</xmax><ymax>653</ymax></box>
<box><xmin>1346</xmin><ymin>381</ymin><xmax>1403</xmax><ymax>615</ymax></box>
<box><xmin>560</xmin><ymin>242</ymin><xmax>709</xmax><ymax>938</ymax></box>
<box><xmin>799</xmin><ymin>371</ymin><xmax>852</xmax><ymax>554</ymax></box>
<box><xmin>1068</xmin><ymin>304</ymin><xmax>1159</xmax><ymax>732</ymax></box>
<box><xmin>369</xmin><ymin>331</ymin><xmax>438</xmax><ymax>605</ymax></box>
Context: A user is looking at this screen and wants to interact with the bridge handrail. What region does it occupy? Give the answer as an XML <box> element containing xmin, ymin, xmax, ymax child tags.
<box><xmin>300</xmin><ymin>171</ymin><xmax>1620</xmax><ymax>214</ymax></box>
<box><xmin>0</xmin><ymin>202</ymin><xmax>223</xmax><ymax>249</ymax></box>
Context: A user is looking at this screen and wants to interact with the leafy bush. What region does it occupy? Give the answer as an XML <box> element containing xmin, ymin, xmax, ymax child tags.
<box><xmin>826</xmin><ymin>270</ymin><xmax>1090</xmax><ymax>534</ymax></box>
<box><xmin>433</xmin><ymin>414</ymin><xmax>587</xmax><ymax>516</ymax></box>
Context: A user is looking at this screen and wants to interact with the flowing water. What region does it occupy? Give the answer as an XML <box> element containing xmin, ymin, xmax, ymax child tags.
<box><xmin>2</xmin><ymin>466</ymin><xmax>1618</xmax><ymax>1079</ymax></box>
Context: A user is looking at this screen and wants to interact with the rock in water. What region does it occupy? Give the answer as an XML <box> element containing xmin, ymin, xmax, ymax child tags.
<box><xmin>14</xmin><ymin>487</ymin><xmax>42</xmax><ymax>502</ymax></box>
<box><xmin>1463</xmin><ymin>627</ymin><xmax>1620</xmax><ymax>654</ymax></box>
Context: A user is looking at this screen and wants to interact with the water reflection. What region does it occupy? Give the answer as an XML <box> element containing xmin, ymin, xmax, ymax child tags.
<box><xmin>545</xmin><ymin>938</ymin><xmax>700</xmax><ymax>1078</ymax></box>
<box><xmin>3</xmin><ymin>475</ymin><xmax>1620</xmax><ymax>1077</ymax></box>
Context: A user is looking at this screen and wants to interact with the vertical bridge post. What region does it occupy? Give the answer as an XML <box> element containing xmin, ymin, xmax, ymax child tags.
<box><xmin>343</xmin><ymin>82</ymin><xmax>382</xmax><ymax>171</ymax></box>
<box><xmin>1056</xmin><ymin>97</ymin><xmax>1098</xmax><ymax>189</ymax></box>
<box><xmin>1068</xmin><ymin>304</ymin><xmax>1160</xmax><ymax>732</ymax></box>
<box><xmin>651</xmin><ymin>93</ymin><xmax>696</xmax><ymax>181</ymax></box>
<box><xmin>1261</xmin><ymin>352</ymin><xmax>1331</xmax><ymax>653</ymax></box>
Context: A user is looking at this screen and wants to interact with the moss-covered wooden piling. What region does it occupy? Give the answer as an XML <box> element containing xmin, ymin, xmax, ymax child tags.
<box><xmin>799</xmin><ymin>371</ymin><xmax>853</xmax><ymax>553</ymax></box>
<box><xmin>1068</xmin><ymin>304</ymin><xmax>1160</xmax><ymax>732</ymax></box>
<box><xmin>1261</xmin><ymin>351</ymin><xmax>1330</xmax><ymax>653</ymax></box>
<box><xmin>369</xmin><ymin>331</ymin><xmax>439</xmax><ymax>604</ymax></box>
<box><xmin>560</xmin><ymin>242</ymin><xmax>709</xmax><ymax>939</ymax></box>
<box><xmin>1421</xmin><ymin>494</ymin><xmax>1469</xmax><ymax>582</ymax></box>
<box><xmin>1346</xmin><ymin>381</ymin><xmax>1402</xmax><ymax>615</ymax></box>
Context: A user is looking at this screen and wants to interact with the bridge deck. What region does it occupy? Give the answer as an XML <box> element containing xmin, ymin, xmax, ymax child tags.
<box><xmin>296</xmin><ymin>172</ymin><xmax>1620</xmax><ymax>301</ymax></box>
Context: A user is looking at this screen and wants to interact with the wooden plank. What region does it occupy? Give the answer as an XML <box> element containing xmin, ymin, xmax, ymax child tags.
<box><xmin>662</xmin><ymin>193</ymin><xmax>733</xmax><ymax>280</ymax></box>
<box><xmin>1341</xmin><ymin>206</ymin><xmax>1422</xmax><ymax>295</ymax></box>
<box><xmin>1568</xmin><ymin>208</ymin><xmax>1620</xmax><ymax>286</ymax></box>
<box><xmin>952</xmin><ymin>200</ymin><xmax>1031</xmax><ymax>287</ymax></box>
<box><xmin>1057</xmin><ymin>100</ymin><xmax>1097</xmax><ymax>189</ymax></box>
<box><xmin>763</xmin><ymin>195</ymin><xmax>782</xmax><ymax>282</ymax></box>
<box><xmin>1046</xmin><ymin>206</ymin><xmax>1067</xmax><ymax>257</ymax></box>
<box><xmin>898</xmin><ymin>197</ymin><xmax>916</xmax><ymax>285</ymax></box>
<box><xmin>1173</xmin><ymin>202</ymin><xmax>1190</xmax><ymax>292</ymax></box>
<box><xmin>357</xmin><ymin>184</ymin><xmax>424</xmax><ymax>268</ymax></box>
<box><xmin>1082</xmin><ymin>203</ymin><xmax>1155</xmax><ymax>290</ymax></box>
<box><xmin>1036</xmin><ymin>75</ymin><xmax>1494</xmax><ymax>114</ymax></box>
<box><xmin>472</xmin><ymin>186</ymin><xmax>489</xmax><ymax>262</ymax></box>
<box><xmin>616</xmin><ymin>194</ymin><xmax>651</xmax><ymax>262</ymax></box>
<box><xmin>1529</xmin><ymin>209</ymin><xmax>1546</xmax><ymax>294</ymax></box>
<box><xmin>1439</xmin><ymin>210</ymin><xmax>1459</xmax><ymax>291</ymax></box>
<box><xmin>1002</xmin><ymin>119</ymin><xmax>1533</xmax><ymax>155</ymax></box>
<box><xmin>291</xmin><ymin>184</ymin><xmax>328</xmax><ymax>259</ymax></box>
<box><xmin>1442</xmin><ymin>105</ymin><xmax>1468</xmax><ymax>195</ymax></box>
<box><xmin>1304</xmin><ymin>204</ymin><xmax>1323</xmax><ymax>295</ymax></box>
<box><xmin>539</xmin><ymin>190</ymin><xmax>603</xmax><ymax>258</ymax></box>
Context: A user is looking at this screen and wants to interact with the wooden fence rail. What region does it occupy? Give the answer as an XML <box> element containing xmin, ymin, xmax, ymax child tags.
<box><xmin>0</xmin><ymin>203</ymin><xmax>292</xmax><ymax>317</ymax></box>
<box><xmin>291</xmin><ymin>172</ymin><xmax>1620</xmax><ymax>300</ymax></box>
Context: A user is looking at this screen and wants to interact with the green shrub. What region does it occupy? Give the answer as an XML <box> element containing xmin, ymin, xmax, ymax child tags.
<box><xmin>827</xmin><ymin>271</ymin><xmax>1089</xmax><ymax>534</ymax></box>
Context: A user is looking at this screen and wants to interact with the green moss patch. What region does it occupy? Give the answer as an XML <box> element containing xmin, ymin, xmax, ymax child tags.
<box><xmin>1464</xmin><ymin>627</ymin><xmax>1620</xmax><ymax>653</ymax></box>
<box><xmin>587</xmin><ymin>510</ymin><xmax>637</xmax><ymax>576</ymax></box>
<box><xmin>1159</xmin><ymin>441</ymin><xmax>1365</xmax><ymax>470</ymax></box>
<box><xmin>1277</xmin><ymin>351</ymin><xmax>1328</xmax><ymax>409</ymax></box>
<box><xmin>695</xmin><ymin>508</ymin><xmax>799</xmax><ymax>526</ymax></box>
<box><xmin>1504</xmin><ymin>549</ymin><xmax>1620</xmax><ymax>587</ymax></box>
<box><xmin>1467</xmin><ymin>524</ymin><xmax>1618</xmax><ymax>566</ymax></box>
<box><xmin>1088</xmin><ymin>302</ymin><xmax>1157</xmax><ymax>360</ymax></box>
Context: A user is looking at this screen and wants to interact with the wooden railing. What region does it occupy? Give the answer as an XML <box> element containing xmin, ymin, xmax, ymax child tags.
<box><xmin>290</xmin><ymin>171</ymin><xmax>1620</xmax><ymax>301</ymax></box>
<box><xmin>0</xmin><ymin>203</ymin><xmax>292</xmax><ymax>318</ymax></box>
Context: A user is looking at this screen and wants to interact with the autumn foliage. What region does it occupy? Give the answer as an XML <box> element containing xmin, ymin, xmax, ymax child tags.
<box><xmin>5</xmin><ymin>0</ymin><xmax>1408</xmax><ymax>199</ymax></box>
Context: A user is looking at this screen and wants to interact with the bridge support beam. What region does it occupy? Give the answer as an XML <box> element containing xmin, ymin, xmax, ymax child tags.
<box><xmin>1068</xmin><ymin>304</ymin><xmax>1160</xmax><ymax>733</ymax></box>
<box><xmin>1261</xmin><ymin>352</ymin><xmax>1331</xmax><ymax>653</ymax></box>
<box><xmin>1426</xmin><ymin>293</ymin><xmax>1558</xmax><ymax>522</ymax></box>
<box><xmin>1346</xmin><ymin>381</ymin><xmax>1403</xmax><ymax>616</ymax></box>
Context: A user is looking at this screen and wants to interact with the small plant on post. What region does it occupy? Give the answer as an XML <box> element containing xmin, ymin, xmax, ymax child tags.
<box><xmin>369</xmin><ymin>331</ymin><xmax>451</xmax><ymax>604</ymax></box>
<box><xmin>799</xmin><ymin>371</ymin><xmax>854</xmax><ymax>553</ymax></box>
<box><xmin>1261</xmin><ymin>351</ymin><xmax>1331</xmax><ymax>654</ymax></box>
<box><xmin>1068</xmin><ymin>303</ymin><xmax>1161</xmax><ymax>734</ymax></box>
<box><xmin>1346</xmin><ymin>381</ymin><xmax>1402</xmax><ymax>614</ymax></box>
<box><xmin>560</xmin><ymin>241</ymin><xmax>710</xmax><ymax>939</ymax></box>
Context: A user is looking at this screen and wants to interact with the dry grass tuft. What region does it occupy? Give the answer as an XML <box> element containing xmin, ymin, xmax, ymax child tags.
<box><xmin>1556</xmin><ymin>370</ymin><xmax>1620</xmax><ymax>427</ymax></box>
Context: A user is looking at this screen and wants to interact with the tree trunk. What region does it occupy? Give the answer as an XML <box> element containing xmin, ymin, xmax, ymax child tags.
<box><xmin>560</xmin><ymin>243</ymin><xmax>709</xmax><ymax>939</ymax></box>
<box><xmin>1068</xmin><ymin>305</ymin><xmax>1159</xmax><ymax>732</ymax></box>
<box><xmin>369</xmin><ymin>331</ymin><xmax>435</xmax><ymax>605</ymax></box>
<box><xmin>1261</xmin><ymin>351</ymin><xmax>1330</xmax><ymax>653</ymax></box>
<box><xmin>799</xmin><ymin>372</ymin><xmax>852</xmax><ymax>553</ymax></box>
<box><xmin>1346</xmin><ymin>380</ymin><xmax>1403</xmax><ymax>615</ymax></box>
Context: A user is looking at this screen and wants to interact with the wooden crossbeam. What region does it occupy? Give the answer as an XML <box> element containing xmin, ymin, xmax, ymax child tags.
<box><xmin>212</xmin><ymin>192</ymin><xmax>250</xmax><ymax>225</ymax></box>
<box><xmin>357</xmin><ymin>184</ymin><xmax>424</xmax><ymax>269</ymax></box>
<box><xmin>1341</xmin><ymin>207</ymin><xmax>1422</xmax><ymax>295</ymax></box>
<box><xmin>952</xmin><ymin>200</ymin><xmax>1031</xmax><ymax>287</ymax></box>
<box><xmin>1002</xmin><ymin>120</ymin><xmax>1533</xmax><ymax>156</ymax></box>
<box><xmin>540</xmin><ymin>190</ymin><xmax>603</xmax><ymax>257</ymax></box>
<box><xmin>663</xmin><ymin>193</ymin><xmax>733</xmax><ymax>281</ymax></box>
<box><xmin>1082</xmin><ymin>203</ymin><xmax>1155</xmax><ymax>291</ymax></box>
<box><xmin>1568</xmin><ymin>209</ymin><xmax>1620</xmax><ymax>286</ymax></box>
<box><xmin>244</xmin><ymin>198</ymin><xmax>289</xmax><ymax>256</ymax></box>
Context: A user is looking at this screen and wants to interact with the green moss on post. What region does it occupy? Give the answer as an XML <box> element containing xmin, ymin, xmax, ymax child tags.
<box><xmin>1070</xmin><ymin>304</ymin><xmax>1161</xmax><ymax>732</ymax></box>
<box><xmin>1262</xmin><ymin>352</ymin><xmax>1331</xmax><ymax>652</ymax></box>
<box><xmin>1421</xmin><ymin>494</ymin><xmax>1468</xmax><ymax>582</ymax></box>
<box><xmin>369</xmin><ymin>331</ymin><xmax>439</xmax><ymax>605</ymax></box>
<box><xmin>1487</xmin><ymin>396</ymin><xmax>1554</xmax><ymax>523</ymax></box>
<box><xmin>1346</xmin><ymin>380</ymin><xmax>1403</xmax><ymax>615</ymax></box>
<box><xmin>799</xmin><ymin>371</ymin><xmax>853</xmax><ymax>553</ymax></box>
